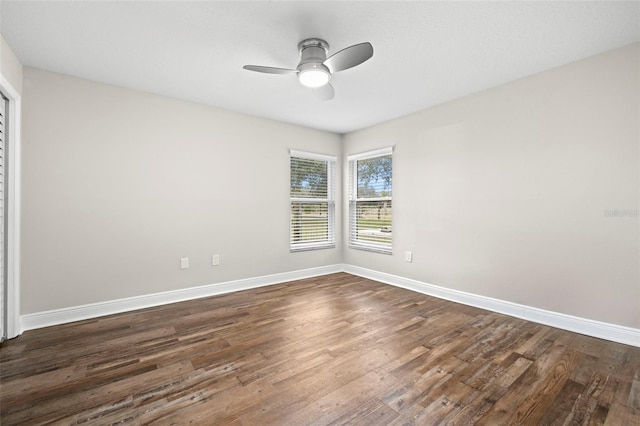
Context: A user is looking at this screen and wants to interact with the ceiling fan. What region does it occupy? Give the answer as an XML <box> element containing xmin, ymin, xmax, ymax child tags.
<box><xmin>243</xmin><ymin>38</ymin><xmax>374</xmax><ymax>101</ymax></box>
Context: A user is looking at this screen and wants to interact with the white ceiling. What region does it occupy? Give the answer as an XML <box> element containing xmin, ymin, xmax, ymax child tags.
<box><xmin>2</xmin><ymin>1</ymin><xmax>639</xmax><ymax>134</ymax></box>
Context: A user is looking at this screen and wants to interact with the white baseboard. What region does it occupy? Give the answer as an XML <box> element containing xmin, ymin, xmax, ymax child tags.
<box><xmin>20</xmin><ymin>263</ymin><xmax>640</xmax><ymax>348</ymax></box>
<box><xmin>20</xmin><ymin>264</ymin><xmax>342</xmax><ymax>332</ymax></box>
<box><xmin>343</xmin><ymin>264</ymin><xmax>640</xmax><ymax>348</ymax></box>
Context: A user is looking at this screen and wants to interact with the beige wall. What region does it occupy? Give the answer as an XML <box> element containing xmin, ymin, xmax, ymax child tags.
<box><xmin>1</xmin><ymin>33</ymin><xmax>22</xmax><ymax>94</ymax></box>
<box><xmin>20</xmin><ymin>43</ymin><xmax>640</xmax><ymax>330</ymax></box>
<box><xmin>343</xmin><ymin>43</ymin><xmax>640</xmax><ymax>329</ymax></box>
<box><xmin>21</xmin><ymin>68</ymin><xmax>341</xmax><ymax>313</ymax></box>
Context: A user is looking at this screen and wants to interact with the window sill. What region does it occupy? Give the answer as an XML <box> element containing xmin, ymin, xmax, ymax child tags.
<box><xmin>348</xmin><ymin>244</ymin><xmax>392</xmax><ymax>255</ymax></box>
<box><xmin>290</xmin><ymin>244</ymin><xmax>336</xmax><ymax>253</ymax></box>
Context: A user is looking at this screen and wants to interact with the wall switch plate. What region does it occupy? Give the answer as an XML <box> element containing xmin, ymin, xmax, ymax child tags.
<box><xmin>180</xmin><ymin>257</ymin><xmax>189</xmax><ymax>269</ymax></box>
<box><xmin>212</xmin><ymin>255</ymin><xmax>220</xmax><ymax>266</ymax></box>
<box><xmin>404</xmin><ymin>251</ymin><xmax>413</xmax><ymax>262</ymax></box>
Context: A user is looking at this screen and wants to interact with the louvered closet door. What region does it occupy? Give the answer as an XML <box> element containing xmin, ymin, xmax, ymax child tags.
<box><xmin>0</xmin><ymin>94</ymin><xmax>6</xmax><ymax>341</ymax></box>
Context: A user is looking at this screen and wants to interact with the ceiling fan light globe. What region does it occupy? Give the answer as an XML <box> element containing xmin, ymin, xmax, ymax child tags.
<box><xmin>299</xmin><ymin>68</ymin><xmax>330</xmax><ymax>88</ymax></box>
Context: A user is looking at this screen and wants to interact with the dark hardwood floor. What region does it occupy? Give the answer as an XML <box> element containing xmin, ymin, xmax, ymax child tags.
<box><xmin>1</xmin><ymin>272</ymin><xmax>639</xmax><ymax>425</ymax></box>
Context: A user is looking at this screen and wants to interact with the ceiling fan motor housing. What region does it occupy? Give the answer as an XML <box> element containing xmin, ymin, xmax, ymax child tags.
<box><xmin>298</xmin><ymin>38</ymin><xmax>329</xmax><ymax>67</ymax></box>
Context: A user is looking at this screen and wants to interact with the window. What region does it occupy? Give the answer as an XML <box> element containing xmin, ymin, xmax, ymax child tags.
<box><xmin>290</xmin><ymin>150</ymin><xmax>336</xmax><ymax>251</ymax></box>
<box><xmin>348</xmin><ymin>147</ymin><xmax>393</xmax><ymax>254</ymax></box>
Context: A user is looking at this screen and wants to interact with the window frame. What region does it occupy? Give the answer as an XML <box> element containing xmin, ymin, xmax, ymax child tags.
<box><xmin>289</xmin><ymin>149</ymin><xmax>336</xmax><ymax>252</ymax></box>
<box><xmin>348</xmin><ymin>147</ymin><xmax>393</xmax><ymax>254</ymax></box>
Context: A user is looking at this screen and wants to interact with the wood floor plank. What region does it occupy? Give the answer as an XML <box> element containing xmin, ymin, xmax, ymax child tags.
<box><xmin>418</xmin><ymin>381</ymin><xmax>480</xmax><ymax>424</ymax></box>
<box><xmin>236</xmin><ymin>347</ymin><xmax>397</xmax><ymax>425</ymax></box>
<box><xmin>542</xmin><ymin>377</ymin><xmax>602</xmax><ymax>425</ymax></box>
<box><xmin>1</xmin><ymin>272</ymin><xmax>639</xmax><ymax>425</ymax></box>
<box><xmin>507</xmin><ymin>348</ymin><xmax>584</xmax><ymax>424</ymax></box>
<box><xmin>327</xmin><ymin>397</ymin><xmax>399</xmax><ymax>426</ymax></box>
<box><xmin>276</xmin><ymin>368</ymin><xmax>398</xmax><ymax>426</ymax></box>
<box><xmin>475</xmin><ymin>341</ymin><xmax>569</xmax><ymax>425</ymax></box>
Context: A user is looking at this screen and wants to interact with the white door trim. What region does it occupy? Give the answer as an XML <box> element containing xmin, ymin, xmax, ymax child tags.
<box><xmin>0</xmin><ymin>74</ymin><xmax>22</xmax><ymax>339</ymax></box>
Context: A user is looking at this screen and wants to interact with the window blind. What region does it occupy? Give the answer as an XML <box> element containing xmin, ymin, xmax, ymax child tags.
<box><xmin>290</xmin><ymin>150</ymin><xmax>336</xmax><ymax>251</ymax></box>
<box><xmin>348</xmin><ymin>147</ymin><xmax>393</xmax><ymax>254</ymax></box>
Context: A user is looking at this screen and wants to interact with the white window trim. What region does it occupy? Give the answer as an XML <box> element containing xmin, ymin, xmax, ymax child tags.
<box><xmin>348</xmin><ymin>147</ymin><xmax>393</xmax><ymax>255</ymax></box>
<box><xmin>290</xmin><ymin>149</ymin><xmax>335</xmax><ymax>162</ymax></box>
<box><xmin>347</xmin><ymin>147</ymin><xmax>393</xmax><ymax>162</ymax></box>
<box><xmin>290</xmin><ymin>150</ymin><xmax>336</xmax><ymax>252</ymax></box>
<box><xmin>0</xmin><ymin>74</ymin><xmax>22</xmax><ymax>339</ymax></box>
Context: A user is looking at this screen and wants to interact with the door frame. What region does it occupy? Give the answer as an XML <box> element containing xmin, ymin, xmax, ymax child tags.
<box><xmin>0</xmin><ymin>73</ymin><xmax>22</xmax><ymax>339</ymax></box>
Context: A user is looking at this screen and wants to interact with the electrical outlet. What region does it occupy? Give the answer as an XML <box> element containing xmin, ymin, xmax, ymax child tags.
<box><xmin>404</xmin><ymin>251</ymin><xmax>413</xmax><ymax>262</ymax></box>
<box><xmin>180</xmin><ymin>257</ymin><xmax>189</xmax><ymax>269</ymax></box>
<box><xmin>212</xmin><ymin>255</ymin><xmax>220</xmax><ymax>266</ymax></box>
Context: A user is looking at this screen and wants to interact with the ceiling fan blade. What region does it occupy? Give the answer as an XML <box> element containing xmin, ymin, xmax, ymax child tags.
<box><xmin>243</xmin><ymin>65</ymin><xmax>297</xmax><ymax>75</ymax></box>
<box><xmin>323</xmin><ymin>42</ymin><xmax>373</xmax><ymax>73</ymax></box>
<box><xmin>312</xmin><ymin>83</ymin><xmax>335</xmax><ymax>101</ymax></box>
